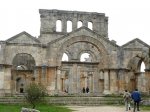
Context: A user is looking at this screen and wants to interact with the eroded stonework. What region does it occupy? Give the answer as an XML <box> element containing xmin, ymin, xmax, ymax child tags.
<box><xmin>0</xmin><ymin>9</ymin><xmax>150</xmax><ymax>96</ymax></box>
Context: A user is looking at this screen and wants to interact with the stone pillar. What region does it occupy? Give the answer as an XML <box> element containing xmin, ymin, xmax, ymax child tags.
<box><xmin>0</xmin><ymin>65</ymin><xmax>4</xmax><ymax>96</ymax></box>
<box><xmin>85</xmin><ymin>75</ymin><xmax>88</xmax><ymax>88</ymax></box>
<box><xmin>110</xmin><ymin>70</ymin><xmax>118</xmax><ymax>94</ymax></box>
<box><xmin>33</xmin><ymin>67</ymin><xmax>37</xmax><ymax>78</ymax></box>
<box><xmin>144</xmin><ymin>69</ymin><xmax>150</xmax><ymax>94</ymax></box>
<box><xmin>88</xmin><ymin>74</ymin><xmax>93</xmax><ymax>93</ymax></box>
<box><xmin>93</xmin><ymin>71</ymin><xmax>99</xmax><ymax>94</ymax></box>
<box><xmin>136</xmin><ymin>72</ymin><xmax>147</xmax><ymax>92</ymax></box>
<box><xmin>41</xmin><ymin>65</ymin><xmax>47</xmax><ymax>83</ymax></box>
<box><xmin>103</xmin><ymin>70</ymin><xmax>110</xmax><ymax>94</ymax></box>
<box><xmin>98</xmin><ymin>71</ymin><xmax>104</xmax><ymax>94</ymax></box>
<box><xmin>62</xmin><ymin>19</ymin><xmax>67</xmax><ymax>33</ymax></box>
<box><xmin>118</xmin><ymin>69</ymin><xmax>126</xmax><ymax>93</ymax></box>
<box><xmin>104</xmin><ymin>17</ymin><xmax>108</xmax><ymax>37</ymax></box>
<box><xmin>68</xmin><ymin>64</ymin><xmax>78</xmax><ymax>94</ymax></box>
<box><xmin>135</xmin><ymin>73</ymin><xmax>141</xmax><ymax>92</ymax></box>
<box><xmin>142</xmin><ymin>72</ymin><xmax>147</xmax><ymax>92</ymax></box>
<box><xmin>83</xmin><ymin>21</ymin><xmax>88</xmax><ymax>27</ymax></box>
<box><xmin>4</xmin><ymin>65</ymin><xmax>12</xmax><ymax>96</ymax></box>
<box><xmin>77</xmin><ymin>66</ymin><xmax>80</xmax><ymax>93</ymax></box>
<box><xmin>55</xmin><ymin>67</ymin><xmax>58</xmax><ymax>92</ymax></box>
<box><xmin>57</xmin><ymin>69</ymin><xmax>61</xmax><ymax>91</ymax></box>
<box><xmin>128</xmin><ymin>71</ymin><xmax>136</xmax><ymax>92</ymax></box>
<box><xmin>72</xmin><ymin>18</ymin><xmax>77</xmax><ymax>31</ymax></box>
<box><xmin>46</xmin><ymin>67</ymin><xmax>57</xmax><ymax>94</ymax></box>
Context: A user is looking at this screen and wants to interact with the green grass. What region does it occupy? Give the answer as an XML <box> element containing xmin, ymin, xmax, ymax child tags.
<box><xmin>0</xmin><ymin>104</ymin><xmax>72</xmax><ymax>112</ymax></box>
<box><xmin>0</xmin><ymin>103</ymin><xmax>150</xmax><ymax>112</ymax></box>
<box><xmin>141</xmin><ymin>105</ymin><xmax>150</xmax><ymax>110</ymax></box>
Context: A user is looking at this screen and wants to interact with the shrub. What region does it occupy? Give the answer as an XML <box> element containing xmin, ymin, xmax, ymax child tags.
<box><xmin>24</xmin><ymin>83</ymin><xmax>47</xmax><ymax>109</ymax></box>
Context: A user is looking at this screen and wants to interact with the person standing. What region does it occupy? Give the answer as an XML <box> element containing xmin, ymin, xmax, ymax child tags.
<box><xmin>131</xmin><ymin>89</ymin><xmax>141</xmax><ymax>112</ymax></box>
<box><xmin>86</xmin><ymin>87</ymin><xmax>89</xmax><ymax>93</ymax></box>
<box><xmin>123</xmin><ymin>90</ymin><xmax>131</xmax><ymax>111</ymax></box>
<box><xmin>82</xmin><ymin>87</ymin><xmax>85</xmax><ymax>93</ymax></box>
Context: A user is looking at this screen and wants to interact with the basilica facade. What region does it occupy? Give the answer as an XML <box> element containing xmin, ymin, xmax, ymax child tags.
<box><xmin>0</xmin><ymin>9</ymin><xmax>150</xmax><ymax>96</ymax></box>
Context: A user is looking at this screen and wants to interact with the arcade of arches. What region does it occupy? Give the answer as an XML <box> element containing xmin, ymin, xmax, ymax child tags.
<box><xmin>0</xmin><ymin>9</ymin><xmax>150</xmax><ymax>96</ymax></box>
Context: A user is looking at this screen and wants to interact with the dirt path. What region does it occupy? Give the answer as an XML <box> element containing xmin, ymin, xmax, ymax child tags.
<box><xmin>67</xmin><ymin>106</ymin><xmax>149</xmax><ymax>112</ymax></box>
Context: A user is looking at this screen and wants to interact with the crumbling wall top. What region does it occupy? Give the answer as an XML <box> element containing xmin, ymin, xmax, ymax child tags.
<box><xmin>39</xmin><ymin>9</ymin><xmax>108</xmax><ymax>37</ymax></box>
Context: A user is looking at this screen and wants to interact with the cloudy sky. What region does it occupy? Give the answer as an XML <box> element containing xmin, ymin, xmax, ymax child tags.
<box><xmin>0</xmin><ymin>0</ymin><xmax>150</xmax><ymax>46</ymax></box>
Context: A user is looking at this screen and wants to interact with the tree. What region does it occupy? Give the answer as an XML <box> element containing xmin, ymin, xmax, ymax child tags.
<box><xmin>24</xmin><ymin>83</ymin><xmax>47</xmax><ymax>109</ymax></box>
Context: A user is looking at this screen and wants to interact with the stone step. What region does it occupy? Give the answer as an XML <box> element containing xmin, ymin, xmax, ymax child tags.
<box><xmin>0</xmin><ymin>97</ymin><xmax>122</xmax><ymax>105</ymax></box>
<box><xmin>0</xmin><ymin>97</ymin><xmax>149</xmax><ymax>106</ymax></box>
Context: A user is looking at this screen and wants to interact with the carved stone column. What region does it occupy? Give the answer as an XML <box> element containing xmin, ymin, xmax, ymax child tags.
<box><xmin>56</xmin><ymin>69</ymin><xmax>61</xmax><ymax>91</ymax></box>
<box><xmin>68</xmin><ymin>64</ymin><xmax>78</xmax><ymax>94</ymax></box>
<box><xmin>145</xmin><ymin>69</ymin><xmax>150</xmax><ymax>94</ymax></box>
<box><xmin>62</xmin><ymin>19</ymin><xmax>67</xmax><ymax>33</ymax></box>
<box><xmin>3</xmin><ymin>65</ymin><xmax>12</xmax><ymax>96</ymax></box>
<box><xmin>0</xmin><ymin>65</ymin><xmax>5</xmax><ymax>96</ymax></box>
<box><xmin>72</xmin><ymin>18</ymin><xmax>77</xmax><ymax>31</ymax></box>
<box><xmin>103</xmin><ymin>70</ymin><xmax>110</xmax><ymax>94</ymax></box>
<box><xmin>110</xmin><ymin>70</ymin><xmax>118</xmax><ymax>94</ymax></box>
<box><xmin>83</xmin><ymin>20</ymin><xmax>88</xmax><ymax>27</ymax></box>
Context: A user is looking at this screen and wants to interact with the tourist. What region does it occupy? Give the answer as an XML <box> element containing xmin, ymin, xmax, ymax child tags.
<box><xmin>131</xmin><ymin>89</ymin><xmax>141</xmax><ymax>112</ymax></box>
<box><xmin>82</xmin><ymin>87</ymin><xmax>85</xmax><ymax>93</ymax></box>
<box><xmin>86</xmin><ymin>87</ymin><xmax>89</xmax><ymax>93</ymax></box>
<box><xmin>123</xmin><ymin>90</ymin><xmax>131</xmax><ymax>111</ymax></box>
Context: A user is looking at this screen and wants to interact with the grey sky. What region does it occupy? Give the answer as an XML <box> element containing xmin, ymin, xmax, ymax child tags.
<box><xmin>0</xmin><ymin>0</ymin><xmax>150</xmax><ymax>46</ymax></box>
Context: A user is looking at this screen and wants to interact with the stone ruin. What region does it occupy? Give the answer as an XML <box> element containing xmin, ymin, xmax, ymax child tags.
<box><xmin>0</xmin><ymin>9</ymin><xmax>150</xmax><ymax>96</ymax></box>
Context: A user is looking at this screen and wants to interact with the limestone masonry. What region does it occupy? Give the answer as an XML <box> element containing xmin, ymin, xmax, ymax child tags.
<box><xmin>0</xmin><ymin>9</ymin><xmax>150</xmax><ymax>96</ymax></box>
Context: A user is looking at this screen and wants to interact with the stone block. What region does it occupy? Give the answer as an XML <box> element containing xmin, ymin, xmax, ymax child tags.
<box><xmin>21</xmin><ymin>107</ymin><xmax>40</xmax><ymax>112</ymax></box>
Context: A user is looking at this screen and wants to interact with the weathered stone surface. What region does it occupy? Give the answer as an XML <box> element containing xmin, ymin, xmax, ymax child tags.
<box><xmin>21</xmin><ymin>107</ymin><xmax>40</xmax><ymax>112</ymax></box>
<box><xmin>0</xmin><ymin>9</ymin><xmax>150</xmax><ymax>96</ymax></box>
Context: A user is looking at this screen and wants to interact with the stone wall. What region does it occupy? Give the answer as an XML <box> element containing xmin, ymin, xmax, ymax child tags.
<box><xmin>0</xmin><ymin>9</ymin><xmax>150</xmax><ymax>96</ymax></box>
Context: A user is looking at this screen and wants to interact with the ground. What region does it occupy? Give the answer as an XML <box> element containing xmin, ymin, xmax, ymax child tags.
<box><xmin>68</xmin><ymin>106</ymin><xmax>149</xmax><ymax>112</ymax></box>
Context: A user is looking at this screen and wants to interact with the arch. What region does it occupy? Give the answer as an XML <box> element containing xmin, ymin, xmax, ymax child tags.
<box><xmin>127</xmin><ymin>52</ymin><xmax>149</xmax><ymax>72</ymax></box>
<box><xmin>140</xmin><ymin>61</ymin><xmax>145</xmax><ymax>72</ymax></box>
<box><xmin>67</xmin><ymin>20</ymin><xmax>72</xmax><ymax>32</ymax></box>
<box><xmin>12</xmin><ymin>53</ymin><xmax>36</xmax><ymax>70</ymax></box>
<box><xmin>79</xmin><ymin>50</ymin><xmax>96</xmax><ymax>62</ymax></box>
<box><xmin>56</xmin><ymin>36</ymin><xmax>109</xmax><ymax>68</ymax></box>
<box><xmin>56</xmin><ymin>20</ymin><xmax>62</xmax><ymax>32</ymax></box>
<box><xmin>77</xmin><ymin>21</ymin><xmax>83</xmax><ymax>28</ymax></box>
<box><xmin>80</xmin><ymin>53</ymin><xmax>91</xmax><ymax>62</ymax></box>
<box><xmin>62</xmin><ymin>53</ymin><xmax>69</xmax><ymax>61</ymax></box>
<box><xmin>88</xmin><ymin>21</ymin><xmax>93</xmax><ymax>30</ymax></box>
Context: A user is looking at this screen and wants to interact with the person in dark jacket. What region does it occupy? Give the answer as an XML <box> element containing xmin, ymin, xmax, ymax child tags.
<box><xmin>82</xmin><ymin>87</ymin><xmax>85</xmax><ymax>93</ymax></box>
<box><xmin>86</xmin><ymin>87</ymin><xmax>89</xmax><ymax>93</ymax></box>
<box><xmin>131</xmin><ymin>89</ymin><xmax>141</xmax><ymax>112</ymax></box>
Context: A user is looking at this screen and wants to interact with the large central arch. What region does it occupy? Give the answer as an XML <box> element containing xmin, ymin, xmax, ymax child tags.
<box><xmin>54</xmin><ymin>35</ymin><xmax>110</xmax><ymax>93</ymax></box>
<box><xmin>56</xmin><ymin>35</ymin><xmax>110</xmax><ymax>69</ymax></box>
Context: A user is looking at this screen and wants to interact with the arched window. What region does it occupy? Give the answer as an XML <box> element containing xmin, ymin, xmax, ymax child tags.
<box><xmin>88</xmin><ymin>22</ymin><xmax>93</xmax><ymax>30</ymax></box>
<box><xmin>67</xmin><ymin>20</ymin><xmax>72</xmax><ymax>32</ymax></box>
<box><xmin>140</xmin><ymin>62</ymin><xmax>145</xmax><ymax>72</ymax></box>
<box><xmin>56</xmin><ymin>20</ymin><xmax>62</xmax><ymax>32</ymax></box>
<box><xmin>80</xmin><ymin>53</ymin><xmax>92</xmax><ymax>62</ymax></box>
<box><xmin>62</xmin><ymin>53</ymin><xmax>69</xmax><ymax>61</ymax></box>
<box><xmin>77</xmin><ymin>21</ymin><xmax>83</xmax><ymax>28</ymax></box>
<box><xmin>12</xmin><ymin>53</ymin><xmax>35</xmax><ymax>70</ymax></box>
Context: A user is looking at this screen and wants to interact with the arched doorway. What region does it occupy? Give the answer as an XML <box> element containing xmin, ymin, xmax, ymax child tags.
<box><xmin>11</xmin><ymin>53</ymin><xmax>35</xmax><ymax>94</ymax></box>
<box><xmin>56</xmin><ymin>36</ymin><xmax>109</xmax><ymax>94</ymax></box>
<box><xmin>127</xmin><ymin>54</ymin><xmax>148</xmax><ymax>92</ymax></box>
